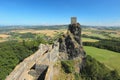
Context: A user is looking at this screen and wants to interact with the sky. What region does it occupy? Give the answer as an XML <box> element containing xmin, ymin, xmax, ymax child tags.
<box><xmin>0</xmin><ymin>0</ymin><xmax>120</xmax><ymax>26</ymax></box>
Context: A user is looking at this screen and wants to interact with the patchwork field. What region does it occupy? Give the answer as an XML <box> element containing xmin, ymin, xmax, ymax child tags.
<box><xmin>82</xmin><ymin>28</ymin><xmax>120</xmax><ymax>39</ymax></box>
<box><xmin>0</xmin><ymin>28</ymin><xmax>119</xmax><ymax>43</ymax></box>
<box><xmin>11</xmin><ymin>29</ymin><xmax>67</xmax><ymax>37</ymax></box>
<box><xmin>84</xmin><ymin>46</ymin><xmax>120</xmax><ymax>74</ymax></box>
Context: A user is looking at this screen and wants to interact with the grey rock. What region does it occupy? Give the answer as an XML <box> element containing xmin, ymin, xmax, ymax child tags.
<box><xmin>59</xmin><ymin>23</ymin><xmax>86</xmax><ymax>59</ymax></box>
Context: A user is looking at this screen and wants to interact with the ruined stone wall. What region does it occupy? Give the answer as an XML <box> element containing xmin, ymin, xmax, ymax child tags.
<box><xmin>5</xmin><ymin>44</ymin><xmax>52</xmax><ymax>80</ymax></box>
<box><xmin>43</xmin><ymin>42</ymin><xmax>59</xmax><ymax>80</ymax></box>
<box><xmin>5</xmin><ymin>42</ymin><xmax>60</xmax><ymax>80</ymax></box>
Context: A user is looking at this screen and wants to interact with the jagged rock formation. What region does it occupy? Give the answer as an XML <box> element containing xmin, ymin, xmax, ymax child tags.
<box><xmin>59</xmin><ymin>23</ymin><xmax>86</xmax><ymax>59</ymax></box>
<box><xmin>54</xmin><ymin>23</ymin><xmax>86</xmax><ymax>79</ymax></box>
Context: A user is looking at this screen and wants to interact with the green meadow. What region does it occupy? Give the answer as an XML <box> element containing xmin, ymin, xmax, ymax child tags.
<box><xmin>84</xmin><ymin>46</ymin><xmax>120</xmax><ymax>74</ymax></box>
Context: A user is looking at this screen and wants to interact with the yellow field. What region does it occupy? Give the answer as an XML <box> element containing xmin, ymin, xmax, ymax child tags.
<box><xmin>0</xmin><ymin>34</ymin><xmax>10</xmax><ymax>38</ymax></box>
<box><xmin>0</xmin><ymin>34</ymin><xmax>9</xmax><ymax>43</ymax></box>
<box><xmin>11</xmin><ymin>29</ymin><xmax>93</xmax><ymax>37</ymax></box>
<box><xmin>12</xmin><ymin>29</ymin><xmax>67</xmax><ymax>37</ymax></box>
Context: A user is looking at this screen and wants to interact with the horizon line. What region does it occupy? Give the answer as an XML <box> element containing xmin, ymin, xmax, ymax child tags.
<box><xmin>1</xmin><ymin>24</ymin><xmax>120</xmax><ymax>27</ymax></box>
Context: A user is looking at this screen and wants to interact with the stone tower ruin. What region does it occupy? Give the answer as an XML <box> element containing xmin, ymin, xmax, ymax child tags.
<box><xmin>71</xmin><ymin>17</ymin><xmax>77</xmax><ymax>24</ymax></box>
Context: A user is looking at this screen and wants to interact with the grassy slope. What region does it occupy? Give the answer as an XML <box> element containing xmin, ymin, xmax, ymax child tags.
<box><xmin>84</xmin><ymin>46</ymin><xmax>120</xmax><ymax>74</ymax></box>
<box><xmin>53</xmin><ymin>61</ymin><xmax>75</xmax><ymax>80</ymax></box>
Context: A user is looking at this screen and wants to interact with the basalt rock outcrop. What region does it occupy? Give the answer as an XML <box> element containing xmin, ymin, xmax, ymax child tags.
<box><xmin>59</xmin><ymin>23</ymin><xmax>86</xmax><ymax>59</ymax></box>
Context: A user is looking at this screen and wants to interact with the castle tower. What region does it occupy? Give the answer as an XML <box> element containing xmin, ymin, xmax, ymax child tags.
<box><xmin>71</xmin><ymin>17</ymin><xmax>77</xmax><ymax>24</ymax></box>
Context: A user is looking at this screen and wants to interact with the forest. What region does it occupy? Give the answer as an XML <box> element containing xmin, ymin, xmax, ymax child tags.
<box><xmin>0</xmin><ymin>34</ymin><xmax>52</xmax><ymax>80</ymax></box>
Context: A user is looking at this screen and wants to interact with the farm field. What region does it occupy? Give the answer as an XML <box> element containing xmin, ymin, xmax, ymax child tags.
<box><xmin>84</xmin><ymin>46</ymin><xmax>120</xmax><ymax>74</ymax></box>
<box><xmin>82</xmin><ymin>28</ymin><xmax>120</xmax><ymax>39</ymax></box>
<box><xmin>0</xmin><ymin>28</ymin><xmax>120</xmax><ymax>43</ymax></box>
<box><xmin>0</xmin><ymin>34</ymin><xmax>10</xmax><ymax>42</ymax></box>
<box><xmin>11</xmin><ymin>29</ymin><xmax>67</xmax><ymax>37</ymax></box>
<box><xmin>82</xmin><ymin>37</ymin><xmax>99</xmax><ymax>42</ymax></box>
<box><xmin>0</xmin><ymin>34</ymin><xmax>10</xmax><ymax>38</ymax></box>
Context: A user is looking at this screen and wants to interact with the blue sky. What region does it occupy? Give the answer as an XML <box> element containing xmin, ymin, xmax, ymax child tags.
<box><xmin>0</xmin><ymin>0</ymin><xmax>120</xmax><ymax>26</ymax></box>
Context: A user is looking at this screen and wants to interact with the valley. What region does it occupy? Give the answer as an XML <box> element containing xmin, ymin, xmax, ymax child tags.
<box><xmin>0</xmin><ymin>25</ymin><xmax>120</xmax><ymax>80</ymax></box>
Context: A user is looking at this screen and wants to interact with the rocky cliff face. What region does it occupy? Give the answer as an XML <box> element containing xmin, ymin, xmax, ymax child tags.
<box><xmin>59</xmin><ymin>23</ymin><xmax>86</xmax><ymax>59</ymax></box>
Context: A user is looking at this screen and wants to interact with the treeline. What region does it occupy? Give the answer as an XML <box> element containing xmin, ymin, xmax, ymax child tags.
<box><xmin>83</xmin><ymin>39</ymin><xmax>120</xmax><ymax>53</ymax></box>
<box><xmin>82</xmin><ymin>33</ymin><xmax>120</xmax><ymax>53</ymax></box>
<box><xmin>81</xmin><ymin>55</ymin><xmax>120</xmax><ymax>80</ymax></box>
<box><xmin>17</xmin><ymin>25</ymin><xmax>68</xmax><ymax>30</ymax></box>
<box><xmin>0</xmin><ymin>34</ymin><xmax>52</xmax><ymax>80</ymax></box>
<box><xmin>0</xmin><ymin>41</ymin><xmax>35</xmax><ymax>79</ymax></box>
